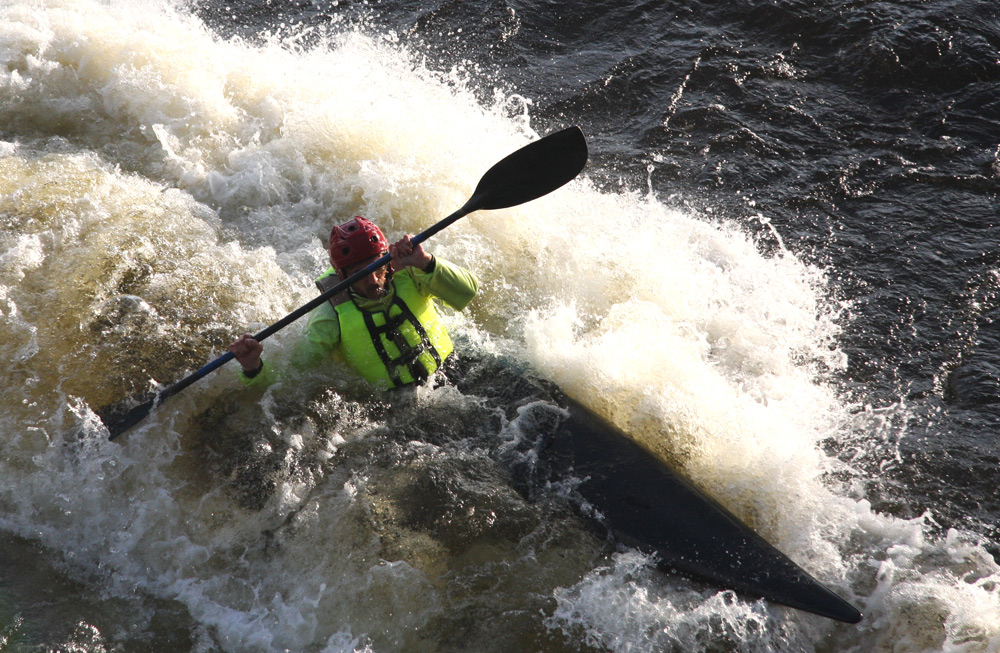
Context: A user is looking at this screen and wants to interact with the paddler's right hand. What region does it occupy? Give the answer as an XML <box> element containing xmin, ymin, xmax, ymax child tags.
<box><xmin>229</xmin><ymin>334</ymin><xmax>264</xmax><ymax>373</ymax></box>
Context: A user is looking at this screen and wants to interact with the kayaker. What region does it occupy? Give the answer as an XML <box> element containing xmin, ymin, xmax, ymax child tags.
<box><xmin>229</xmin><ymin>216</ymin><xmax>479</xmax><ymax>390</ymax></box>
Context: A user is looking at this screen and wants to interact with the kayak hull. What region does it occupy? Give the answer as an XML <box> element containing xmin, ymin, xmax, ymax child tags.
<box><xmin>536</xmin><ymin>394</ymin><xmax>862</xmax><ymax>624</ymax></box>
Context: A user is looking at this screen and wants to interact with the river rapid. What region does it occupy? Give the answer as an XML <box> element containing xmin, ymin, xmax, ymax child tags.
<box><xmin>1</xmin><ymin>1</ymin><xmax>999</xmax><ymax>651</ymax></box>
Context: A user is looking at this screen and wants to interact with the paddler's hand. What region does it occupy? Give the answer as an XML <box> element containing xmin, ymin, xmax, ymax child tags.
<box><xmin>229</xmin><ymin>334</ymin><xmax>263</xmax><ymax>373</ymax></box>
<box><xmin>389</xmin><ymin>235</ymin><xmax>434</xmax><ymax>272</ymax></box>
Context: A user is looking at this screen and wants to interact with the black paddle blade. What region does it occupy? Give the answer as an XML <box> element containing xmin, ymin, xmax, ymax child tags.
<box><xmin>98</xmin><ymin>393</ymin><xmax>157</xmax><ymax>440</ymax></box>
<box><xmin>472</xmin><ymin>126</ymin><xmax>588</xmax><ymax>211</ymax></box>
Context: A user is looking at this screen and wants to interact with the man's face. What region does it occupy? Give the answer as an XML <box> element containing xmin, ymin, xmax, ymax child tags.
<box><xmin>343</xmin><ymin>256</ymin><xmax>390</xmax><ymax>300</ymax></box>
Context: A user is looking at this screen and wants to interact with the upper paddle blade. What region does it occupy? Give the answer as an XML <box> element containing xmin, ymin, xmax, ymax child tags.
<box><xmin>472</xmin><ymin>126</ymin><xmax>588</xmax><ymax>211</ymax></box>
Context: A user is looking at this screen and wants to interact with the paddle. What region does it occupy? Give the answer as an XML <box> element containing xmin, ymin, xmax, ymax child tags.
<box><xmin>103</xmin><ymin>126</ymin><xmax>588</xmax><ymax>440</ymax></box>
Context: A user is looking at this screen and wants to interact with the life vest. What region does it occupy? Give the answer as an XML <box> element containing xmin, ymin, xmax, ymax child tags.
<box><xmin>318</xmin><ymin>270</ymin><xmax>454</xmax><ymax>389</ymax></box>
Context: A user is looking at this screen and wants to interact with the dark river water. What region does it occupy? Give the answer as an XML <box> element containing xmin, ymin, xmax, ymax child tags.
<box><xmin>1</xmin><ymin>0</ymin><xmax>998</xmax><ymax>650</ymax></box>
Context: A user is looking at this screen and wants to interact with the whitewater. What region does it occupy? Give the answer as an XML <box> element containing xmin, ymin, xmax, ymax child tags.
<box><xmin>1</xmin><ymin>1</ymin><xmax>999</xmax><ymax>651</ymax></box>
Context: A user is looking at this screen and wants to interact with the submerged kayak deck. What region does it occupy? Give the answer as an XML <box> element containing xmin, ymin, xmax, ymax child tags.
<box><xmin>534</xmin><ymin>392</ymin><xmax>862</xmax><ymax>624</ymax></box>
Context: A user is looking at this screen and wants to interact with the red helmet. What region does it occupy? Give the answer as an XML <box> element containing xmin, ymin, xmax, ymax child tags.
<box><xmin>329</xmin><ymin>216</ymin><xmax>388</xmax><ymax>275</ymax></box>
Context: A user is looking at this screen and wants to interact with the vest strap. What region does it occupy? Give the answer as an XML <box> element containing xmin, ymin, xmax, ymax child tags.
<box><xmin>316</xmin><ymin>273</ymin><xmax>350</xmax><ymax>307</ymax></box>
<box><xmin>360</xmin><ymin>295</ymin><xmax>443</xmax><ymax>386</ymax></box>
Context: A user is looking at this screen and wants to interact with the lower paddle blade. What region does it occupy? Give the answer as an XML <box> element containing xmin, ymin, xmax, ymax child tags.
<box><xmin>98</xmin><ymin>394</ymin><xmax>157</xmax><ymax>440</ymax></box>
<box><xmin>473</xmin><ymin>126</ymin><xmax>588</xmax><ymax>211</ymax></box>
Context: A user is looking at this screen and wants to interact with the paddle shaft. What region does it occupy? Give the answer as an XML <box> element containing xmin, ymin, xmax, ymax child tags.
<box><xmin>105</xmin><ymin>127</ymin><xmax>587</xmax><ymax>439</ymax></box>
<box><xmin>164</xmin><ymin>194</ymin><xmax>482</xmax><ymax>398</ymax></box>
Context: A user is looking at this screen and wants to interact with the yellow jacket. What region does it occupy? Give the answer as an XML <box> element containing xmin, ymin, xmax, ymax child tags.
<box><xmin>238</xmin><ymin>258</ymin><xmax>478</xmax><ymax>389</ymax></box>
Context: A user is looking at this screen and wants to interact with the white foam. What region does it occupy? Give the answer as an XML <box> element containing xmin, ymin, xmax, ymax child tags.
<box><xmin>2</xmin><ymin>0</ymin><xmax>999</xmax><ymax>650</ymax></box>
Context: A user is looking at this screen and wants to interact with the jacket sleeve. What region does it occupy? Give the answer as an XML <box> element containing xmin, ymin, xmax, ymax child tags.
<box><xmin>236</xmin><ymin>301</ymin><xmax>343</xmax><ymax>388</ymax></box>
<box><xmin>409</xmin><ymin>257</ymin><xmax>479</xmax><ymax>310</ymax></box>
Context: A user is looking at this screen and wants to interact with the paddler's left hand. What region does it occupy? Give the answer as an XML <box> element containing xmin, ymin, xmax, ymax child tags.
<box><xmin>390</xmin><ymin>235</ymin><xmax>434</xmax><ymax>272</ymax></box>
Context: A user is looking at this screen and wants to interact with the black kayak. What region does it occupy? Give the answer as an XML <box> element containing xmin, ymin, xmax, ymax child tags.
<box><xmin>533</xmin><ymin>392</ymin><xmax>863</xmax><ymax>624</ymax></box>
<box><xmin>177</xmin><ymin>349</ymin><xmax>863</xmax><ymax>624</ymax></box>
